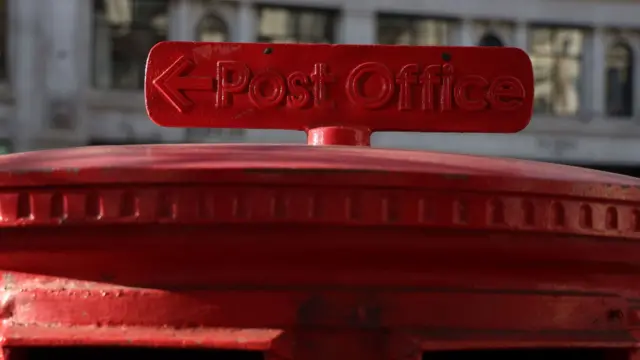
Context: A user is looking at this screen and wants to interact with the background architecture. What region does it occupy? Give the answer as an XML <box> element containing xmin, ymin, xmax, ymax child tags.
<box><xmin>1</xmin><ymin>0</ymin><xmax>639</xmax><ymax>173</ymax></box>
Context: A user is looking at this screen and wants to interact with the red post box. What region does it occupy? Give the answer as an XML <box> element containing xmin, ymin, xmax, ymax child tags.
<box><xmin>0</xmin><ymin>42</ymin><xmax>638</xmax><ymax>360</ymax></box>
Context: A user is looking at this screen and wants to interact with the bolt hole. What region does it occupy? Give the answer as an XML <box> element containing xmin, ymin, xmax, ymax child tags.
<box><xmin>607</xmin><ymin>309</ymin><xmax>624</xmax><ymax>321</ymax></box>
<box><xmin>442</xmin><ymin>53</ymin><xmax>452</xmax><ymax>61</ymax></box>
<box><xmin>263</xmin><ymin>47</ymin><xmax>273</xmax><ymax>55</ymax></box>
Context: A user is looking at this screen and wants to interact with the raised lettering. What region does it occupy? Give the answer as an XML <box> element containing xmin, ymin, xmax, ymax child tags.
<box><xmin>440</xmin><ymin>64</ymin><xmax>453</xmax><ymax>112</ymax></box>
<box><xmin>396</xmin><ymin>64</ymin><xmax>418</xmax><ymax>111</ymax></box>
<box><xmin>420</xmin><ymin>65</ymin><xmax>440</xmax><ymax>111</ymax></box>
<box><xmin>454</xmin><ymin>75</ymin><xmax>489</xmax><ymax>111</ymax></box>
<box><xmin>186</xmin><ymin>60</ymin><xmax>525</xmax><ymax>113</ymax></box>
<box><xmin>286</xmin><ymin>71</ymin><xmax>311</xmax><ymax>109</ymax></box>
<box><xmin>310</xmin><ymin>63</ymin><xmax>335</xmax><ymax>108</ymax></box>
<box><xmin>216</xmin><ymin>61</ymin><xmax>250</xmax><ymax>108</ymax></box>
<box><xmin>248</xmin><ymin>71</ymin><xmax>286</xmax><ymax>109</ymax></box>
<box><xmin>488</xmin><ymin>76</ymin><xmax>526</xmax><ymax>111</ymax></box>
<box><xmin>346</xmin><ymin>62</ymin><xmax>395</xmax><ymax>109</ymax></box>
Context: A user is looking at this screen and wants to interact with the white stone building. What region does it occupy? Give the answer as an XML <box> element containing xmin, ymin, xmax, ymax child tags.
<box><xmin>1</xmin><ymin>0</ymin><xmax>640</xmax><ymax>172</ymax></box>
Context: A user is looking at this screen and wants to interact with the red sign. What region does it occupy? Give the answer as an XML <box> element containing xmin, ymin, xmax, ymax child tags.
<box><xmin>145</xmin><ymin>42</ymin><xmax>534</xmax><ymax>133</ymax></box>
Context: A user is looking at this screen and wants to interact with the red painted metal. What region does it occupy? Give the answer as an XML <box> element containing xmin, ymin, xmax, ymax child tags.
<box><xmin>0</xmin><ymin>144</ymin><xmax>639</xmax><ymax>357</ymax></box>
<box><xmin>307</xmin><ymin>126</ymin><xmax>371</xmax><ymax>146</ymax></box>
<box><xmin>0</xmin><ymin>42</ymin><xmax>639</xmax><ymax>359</ymax></box>
<box><xmin>145</xmin><ymin>42</ymin><xmax>534</xmax><ymax>145</ymax></box>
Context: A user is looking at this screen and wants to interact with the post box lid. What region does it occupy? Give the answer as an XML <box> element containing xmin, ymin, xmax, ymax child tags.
<box><xmin>0</xmin><ymin>143</ymin><xmax>637</xmax><ymax>240</ymax></box>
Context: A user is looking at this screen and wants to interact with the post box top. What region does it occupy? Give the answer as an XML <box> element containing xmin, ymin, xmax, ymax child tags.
<box><xmin>145</xmin><ymin>42</ymin><xmax>534</xmax><ymax>145</ymax></box>
<box><xmin>0</xmin><ymin>144</ymin><xmax>635</xmax><ymax>188</ymax></box>
<box><xmin>0</xmin><ymin>144</ymin><xmax>637</xmax><ymax>239</ymax></box>
<box><xmin>0</xmin><ymin>42</ymin><xmax>636</xmax><ymax>239</ymax></box>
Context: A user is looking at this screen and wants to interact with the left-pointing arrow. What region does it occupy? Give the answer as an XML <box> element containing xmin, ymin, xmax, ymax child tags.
<box><xmin>152</xmin><ymin>56</ymin><xmax>213</xmax><ymax>113</ymax></box>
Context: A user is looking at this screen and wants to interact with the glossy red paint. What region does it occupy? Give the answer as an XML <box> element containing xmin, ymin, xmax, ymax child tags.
<box><xmin>0</xmin><ymin>144</ymin><xmax>639</xmax><ymax>358</ymax></box>
<box><xmin>306</xmin><ymin>126</ymin><xmax>372</xmax><ymax>146</ymax></box>
<box><xmin>1</xmin><ymin>42</ymin><xmax>640</xmax><ymax>359</ymax></box>
<box><xmin>145</xmin><ymin>42</ymin><xmax>534</xmax><ymax>145</ymax></box>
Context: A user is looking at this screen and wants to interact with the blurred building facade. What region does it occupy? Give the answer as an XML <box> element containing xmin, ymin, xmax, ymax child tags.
<box><xmin>0</xmin><ymin>0</ymin><xmax>639</xmax><ymax>171</ymax></box>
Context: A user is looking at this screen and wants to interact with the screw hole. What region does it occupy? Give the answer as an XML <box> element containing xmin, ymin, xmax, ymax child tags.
<box><xmin>607</xmin><ymin>309</ymin><xmax>624</xmax><ymax>321</ymax></box>
<box><xmin>442</xmin><ymin>53</ymin><xmax>452</xmax><ymax>61</ymax></box>
<box><xmin>263</xmin><ymin>47</ymin><xmax>273</xmax><ymax>55</ymax></box>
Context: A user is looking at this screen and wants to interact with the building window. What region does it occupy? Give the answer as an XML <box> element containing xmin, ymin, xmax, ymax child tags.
<box><xmin>529</xmin><ymin>27</ymin><xmax>584</xmax><ymax>116</ymax></box>
<box><xmin>474</xmin><ymin>21</ymin><xmax>513</xmax><ymax>47</ymax></box>
<box><xmin>257</xmin><ymin>6</ymin><xmax>336</xmax><ymax>43</ymax></box>
<box><xmin>93</xmin><ymin>0</ymin><xmax>169</xmax><ymax>90</ymax></box>
<box><xmin>377</xmin><ymin>15</ymin><xmax>452</xmax><ymax>45</ymax></box>
<box><xmin>197</xmin><ymin>13</ymin><xmax>228</xmax><ymax>42</ymax></box>
<box><xmin>478</xmin><ymin>33</ymin><xmax>504</xmax><ymax>47</ymax></box>
<box><xmin>606</xmin><ymin>42</ymin><xmax>633</xmax><ymax>117</ymax></box>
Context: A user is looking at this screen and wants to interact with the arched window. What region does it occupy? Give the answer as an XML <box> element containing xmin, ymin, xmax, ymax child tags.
<box><xmin>197</xmin><ymin>13</ymin><xmax>228</xmax><ymax>42</ymax></box>
<box><xmin>478</xmin><ymin>33</ymin><xmax>504</xmax><ymax>47</ymax></box>
<box><xmin>606</xmin><ymin>42</ymin><xmax>633</xmax><ymax>117</ymax></box>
